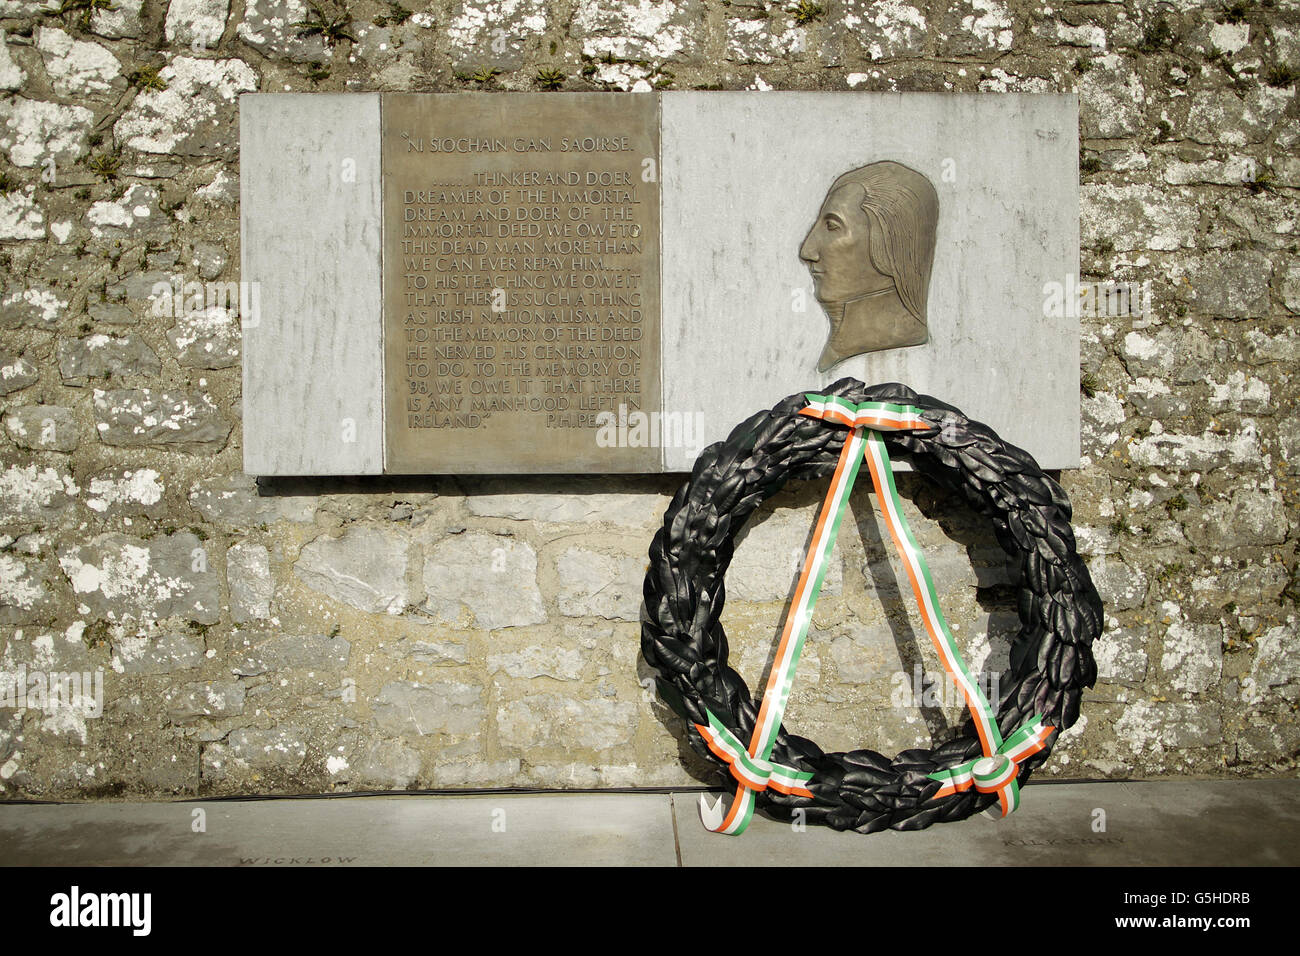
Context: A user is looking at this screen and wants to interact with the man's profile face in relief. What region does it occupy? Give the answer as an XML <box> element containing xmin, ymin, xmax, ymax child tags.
<box><xmin>798</xmin><ymin>161</ymin><xmax>940</xmax><ymax>371</ymax></box>
<box><xmin>799</xmin><ymin>183</ymin><xmax>893</xmax><ymax>306</ymax></box>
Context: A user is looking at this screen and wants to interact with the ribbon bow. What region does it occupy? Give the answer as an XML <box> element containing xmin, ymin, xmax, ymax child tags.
<box><xmin>927</xmin><ymin>715</ymin><xmax>1056</xmax><ymax>816</ymax></box>
<box><xmin>697</xmin><ymin>394</ymin><xmax>1053</xmax><ymax>836</ymax></box>
<box><xmin>696</xmin><ymin>710</ymin><xmax>814</xmax><ymax>798</ymax></box>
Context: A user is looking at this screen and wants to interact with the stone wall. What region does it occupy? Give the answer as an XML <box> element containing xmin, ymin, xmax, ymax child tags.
<box><xmin>1</xmin><ymin>0</ymin><xmax>1297</xmax><ymax>798</ymax></box>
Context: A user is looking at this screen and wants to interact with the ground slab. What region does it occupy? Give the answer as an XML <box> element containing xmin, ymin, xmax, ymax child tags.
<box><xmin>0</xmin><ymin>781</ymin><xmax>1295</xmax><ymax>866</ymax></box>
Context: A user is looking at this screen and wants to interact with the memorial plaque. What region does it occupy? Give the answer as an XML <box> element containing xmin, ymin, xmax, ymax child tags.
<box><xmin>241</xmin><ymin>92</ymin><xmax>1080</xmax><ymax>476</ymax></box>
<box><xmin>382</xmin><ymin>94</ymin><xmax>661</xmax><ymax>473</ymax></box>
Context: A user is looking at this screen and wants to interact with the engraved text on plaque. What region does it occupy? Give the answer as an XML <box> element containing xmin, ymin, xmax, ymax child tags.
<box><xmin>383</xmin><ymin>94</ymin><xmax>662</xmax><ymax>473</ymax></box>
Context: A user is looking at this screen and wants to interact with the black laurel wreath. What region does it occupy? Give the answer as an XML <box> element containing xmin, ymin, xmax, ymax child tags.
<box><xmin>640</xmin><ymin>379</ymin><xmax>1102</xmax><ymax>833</ymax></box>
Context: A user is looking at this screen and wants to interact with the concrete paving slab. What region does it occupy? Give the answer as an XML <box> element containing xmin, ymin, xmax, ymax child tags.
<box><xmin>1</xmin><ymin>782</ymin><xmax>1295</xmax><ymax>866</ymax></box>
<box><xmin>0</xmin><ymin>793</ymin><xmax>677</xmax><ymax>867</ymax></box>
<box><xmin>674</xmin><ymin>780</ymin><xmax>1300</xmax><ymax>866</ymax></box>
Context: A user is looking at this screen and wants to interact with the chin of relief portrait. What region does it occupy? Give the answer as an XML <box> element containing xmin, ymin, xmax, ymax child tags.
<box><xmin>800</xmin><ymin>160</ymin><xmax>940</xmax><ymax>373</ymax></box>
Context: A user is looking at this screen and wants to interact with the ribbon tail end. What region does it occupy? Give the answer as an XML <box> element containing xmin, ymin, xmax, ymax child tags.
<box><xmin>699</xmin><ymin>793</ymin><xmax>727</xmax><ymax>831</ymax></box>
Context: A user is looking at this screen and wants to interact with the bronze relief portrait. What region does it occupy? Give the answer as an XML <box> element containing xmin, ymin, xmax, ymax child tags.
<box><xmin>800</xmin><ymin>161</ymin><xmax>940</xmax><ymax>372</ymax></box>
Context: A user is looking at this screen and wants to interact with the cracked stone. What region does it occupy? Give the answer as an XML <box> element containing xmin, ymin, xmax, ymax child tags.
<box><xmin>0</xmin><ymin>98</ymin><xmax>93</xmax><ymax>168</ymax></box>
<box><xmin>1129</xmin><ymin>425</ymin><xmax>1262</xmax><ymax>473</ymax></box>
<box><xmin>372</xmin><ymin>680</ymin><xmax>483</xmax><ymax>736</ymax></box>
<box><xmin>58</xmin><ymin>333</ymin><xmax>161</xmax><ymax>384</ymax></box>
<box><xmin>1281</xmin><ymin>261</ymin><xmax>1300</xmax><ymax>315</ymax></box>
<box><xmin>2</xmin><ymin>287</ymin><xmax>66</xmax><ymax>329</ymax></box>
<box><xmin>0</xmin><ymin>553</ymin><xmax>59</xmax><ymax>624</ymax></box>
<box><xmin>103</xmin><ymin>269</ymin><xmax>174</xmax><ymax>312</ymax></box>
<box><xmin>393</xmin><ymin>638</ymin><xmax>467</xmax><ymax>664</ymax></box>
<box><xmin>189</xmin><ymin>474</ymin><xmax>317</xmax><ymax>528</ymax></box>
<box><xmin>1164</xmin><ymin>156</ymin><xmax>1258</xmax><ymax>186</ymax></box>
<box><xmin>92</xmin><ymin>388</ymin><xmax>230</xmax><ymax>450</ymax></box>
<box><xmin>166</xmin><ymin>679</ymin><xmax>245</xmax><ymax>723</ymax></box>
<box><xmin>1234</xmin><ymin>716</ymin><xmax>1298</xmax><ymax>764</ymax></box>
<box><xmin>195</xmin><ymin>166</ymin><xmax>239</xmax><ymax>205</ymax></box>
<box><xmin>84</xmin><ymin>183</ymin><xmax>168</xmax><ymax>241</ymax></box>
<box><xmin>114</xmin><ymin>56</ymin><xmax>257</xmax><ymax>158</ymax></box>
<box><xmin>1086</xmin><ymin>556</ymin><xmax>1149</xmax><ymax>612</ymax></box>
<box><xmin>35</xmin><ymin>27</ymin><xmax>123</xmax><ymax>97</ymax></box>
<box><xmin>230</xmin><ymin>633</ymin><xmax>350</xmax><ymax>676</ymax></box>
<box><xmin>725</xmin><ymin>16</ymin><xmax>809</xmax><ymax>65</ymax></box>
<box><xmin>58</xmin><ymin>531</ymin><xmax>221</xmax><ymax>624</ymax></box>
<box><xmin>227</xmin><ymin>542</ymin><xmax>272</xmax><ymax>623</ymax></box>
<box><xmin>166</xmin><ymin>307</ymin><xmax>239</xmax><ymax>369</ymax></box>
<box><xmin>555</xmin><ymin>547</ymin><xmax>643</xmax><ymax>621</ymax></box>
<box><xmin>496</xmin><ymin>694</ymin><xmax>637</xmax><ymax>750</ymax></box>
<box><xmin>202</xmin><ymin>723</ymin><xmax>308</xmax><ymax>779</ymax></box>
<box><xmin>0</xmin><ymin>463</ymin><xmax>78</xmax><ymax>522</ymax></box>
<box><xmin>571</xmin><ymin>0</ymin><xmax>703</xmax><ymax>64</ymax></box>
<box><xmin>351</xmin><ymin>739</ymin><xmax>421</xmax><ymax>788</ymax></box>
<box><xmin>728</xmin><ymin>507</ymin><xmax>842</xmax><ymax>603</ymax></box>
<box><xmin>3</xmin><ymin>404</ymin><xmax>77</xmax><ymax>452</ymax></box>
<box><xmin>1113</xmin><ymin>698</ymin><xmax>1221</xmax><ymax>751</ymax></box>
<box><xmin>189</xmin><ymin>240</ymin><xmax>228</xmax><ymax>280</ymax></box>
<box><xmin>236</xmin><ymin>0</ymin><xmax>332</xmax><ymax>63</ymax></box>
<box><xmin>1159</xmin><ymin>609</ymin><xmax>1222</xmax><ymax>695</ymax></box>
<box><xmin>1185</xmin><ymin>251</ymin><xmax>1271</xmax><ymax>318</ymax></box>
<box><xmin>1078</xmin><ymin>54</ymin><xmax>1146</xmax><ymax>138</ymax></box>
<box><xmin>86</xmin><ymin>299</ymin><xmax>136</xmax><ymax>327</ymax></box>
<box><xmin>487</xmin><ymin>644</ymin><xmax>584</xmax><ymax>680</ymax></box>
<box><xmin>89</xmin><ymin>0</ymin><xmax>145</xmax><ymax>38</ymax></box>
<box><xmin>1081</xmin><ymin>184</ymin><xmax>1197</xmax><ymax>252</ymax></box>
<box><xmin>0</xmin><ymin>352</ymin><xmax>38</xmax><ymax>395</ymax></box>
<box><xmin>838</xmin><ymin>0</ymin><xmax>928</xmax><ymax>61</ymax></box>
<box><xmin>1187</xmin><ymin>489</ymin><xmax>1288</xmax><ymax>549</ymax></box>
<box><xmin>165</xmin><ymin>0</ymin><xmax>230</xmax><ymax>49</ymax></box>
<box><xmin>423</xmin><ymin>533</ymin><xmax>545</xmax><ymax>629</ymax></box>
<box><xmin>0</xmin><ymin>188</ymin><xmax>45</xmax><ymax>240</ymax></box>
<box><xmin>828</xmin><ymin>620</ymin><xmax>899</xmax><ymax>685</ymax></box>
<box><xmin>295</xmin><ymin>524</ymin><xmax>409</xmax><ymax>615</ymax></box>
<box><xmin>1093</xmin><ymin>624</ymin><xmax>1148</xmax><ymax>684</ymax></box>
<box><xmin>447</xmin><ymin>0</ymin><xmax>548</xmax><ymax>72</ymax></box>
<box><xmin>1245</xmin><ymin>625</ymin><xmax>1300</xmax><ymax>704</ymax></box>
<box><xmin>465</xmin><ymin>485</ymin><xmax>667</xmax><ymax>526</ymax></box>
<box><xmin>83</xmin><ymin>468</ymin><xmax>165</xmax><ymax>519</ymax></box>
<box><xmin>1127</xmin><ymin>377</ymin><xmax>1190</xmax><ymax>419</ymax></box>
<box><xmin>0</xmin><ymin>32</ymin><xmax>27</xmax><ymax>90</ymax></box>
<box><xmin>1185</xmin><ymin>86</ymin><xmax>1294</xmax><ymax>147</ymax></box>
<box><xmin>113</xmin><ymin>630</ymin><xmax>204</xmax><ymax>675</ymax></box>
<box><xmin>934</xmin><ymin>0</ymin><xmax>1014</xmax><ymax>56</ymax></box>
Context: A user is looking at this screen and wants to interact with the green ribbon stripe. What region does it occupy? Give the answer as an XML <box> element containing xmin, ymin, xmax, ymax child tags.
<box><xmin>862</xmin><ymin>429</ymin><xmax>1005</xmax><ymax>754</ymax></box>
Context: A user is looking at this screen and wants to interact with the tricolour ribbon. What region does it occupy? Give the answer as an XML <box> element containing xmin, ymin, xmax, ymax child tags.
<box><xmin>926</xmin><ymin>716</ymin><xmax>1055</xmax><ymax>814</ymax></box>
<box><xmin>695</xmin><ymin>408</ymin><xmax>872</xmax><ymax>835</ymax></box>
<box><xmin>697</xmin><ymin>395</ymin><xmax>1053</xmax><ymax>835</ymax></box>
<box><xmin>697</xmin><ymin>710</ymin><xmax>815</xmax><ymax>797</ymax></box>
<box><xmin>697</xmin><ymin>397</ymin><xmax>935</xmax><ymax>835</ymax></box>
<box><xmin>806</xmin><ymin>394</ymin><xmax>1055</xmax><ymax>818</ymax></box>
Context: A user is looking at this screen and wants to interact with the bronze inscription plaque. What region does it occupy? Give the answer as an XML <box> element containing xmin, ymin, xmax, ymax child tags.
<box><xmin>383</xmin><ymin>93</ymin><xmax>661</xmax><ymax>473</ymax></box>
